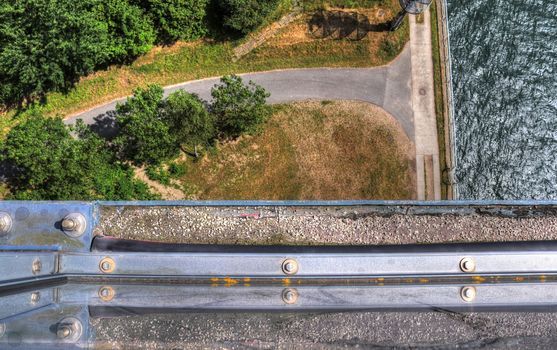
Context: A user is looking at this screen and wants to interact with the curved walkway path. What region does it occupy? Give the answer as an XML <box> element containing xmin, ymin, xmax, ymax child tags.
<box><xmin>66</xmin><ymin>46</ymin><xmax>414</xmax><ymax>141</ymax></box>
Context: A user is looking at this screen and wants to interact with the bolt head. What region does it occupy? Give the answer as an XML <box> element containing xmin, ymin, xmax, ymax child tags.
<box><xmin>30</xmin><ymin>292</ymin><xmax>40</xmax><ymax>304</ymax></box>
<box><xmin>98</xmin><ymin>286</ymin><xmax>116</xmax><ymax>302</ymax></box>
<box><xmin>281</xmin><ymin>288</ymin><xmax>299</xmax><ymax>304</ymax></box>
<box><xmin>32</xmin><ymin>258</ymin><xmax>42</xmax><ymax>275</ymax></box>
<box><xmin>57</xmin><ymin>326</ymin><xmax>72</xmax><ymax>339</ymax></box>
<box><xmin>0</xmin><ymin>212</ymin><xmax>12</xmax><ymax>235</ymax></box>
<box><xmin>281</xmin><ymin>258</ymin><xmax>299</xmax><ymax>275</ymax></box>
<box><xmin>56</xmin><ymin>317</ymin><xmax>83</xmax><ymax>343</ymax></box>
<box><xmin>460</xmin><ymin>286</ymin><xmax>477</xmax><ymax>302</ymax></box>
<box><xmin>61</xmin><ymin>218</ymin><xmax>77</xmax><ymax>231</ymax></box>
<box><xmin>56</xmin><ymin>326</ymin><xmax>72</xmax><ymax>339</ymax></box>
<box><xmin>61</xmin><ymin>213</ymin><xmax>86</xmax><ymax>237</ymax></box>
<box><xmin>99</xmin><ymin>257</ymin><xmax>116</xmax><ymax>273</ymax></box>
<box><xmin>459</xmin><ymin>257</ymin><xmax>476</xmax><ymax>273</ymax></box>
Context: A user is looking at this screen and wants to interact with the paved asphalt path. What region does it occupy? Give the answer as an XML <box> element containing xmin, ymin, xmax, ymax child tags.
<box><xmin>66</xmin><ymin>45</ymin><xmax>414</xmax><ymax>141</ymax></box>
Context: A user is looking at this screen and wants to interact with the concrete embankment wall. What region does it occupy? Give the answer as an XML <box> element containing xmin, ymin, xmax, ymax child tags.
<box><xmin>435</xmin><ymin>0</ymin><xmax>458</xmax><ymax>200</ymax></box>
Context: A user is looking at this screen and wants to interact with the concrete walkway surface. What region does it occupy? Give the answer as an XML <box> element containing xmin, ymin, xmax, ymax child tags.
<box><xmin>409</xmin><ymin>10</ymin><xmax>441</xmax><ymax>200</ymax></box>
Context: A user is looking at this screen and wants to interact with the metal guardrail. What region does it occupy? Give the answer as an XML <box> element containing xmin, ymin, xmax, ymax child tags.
<box><xmin>2</xmin><ymin>201</ymin><xmax>557</xmax><ymax>347</ymax></box>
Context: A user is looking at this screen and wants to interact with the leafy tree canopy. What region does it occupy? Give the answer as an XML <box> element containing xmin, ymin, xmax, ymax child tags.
<box><xmin>211</xmin><ymin>75</ymin><xmax>271</xmax><ymax>138</ymax></box>
<box><xmin>1</xmin><ymin>114</ymin><xmax>154</xmax><ymax>200</ymax></box>
<box><xmin>216</xmin><ymin>0</ymin><xmax>280</xmax><ymax>35</ymax></box>
<box><xmin>114</xmin><ymin>85</ymin><xmax>179</xmax><ymax>165</ymax></box>
<box><xmin>162</xmin><ymin>90</ymin><xmax>214</xmax><ymax>156</ymax></box>
<box><xmin>133</xmin><ymin>0</ymin><xmax>209</xmax><ymax>43</ymax></box>
<box><xmin>0</xmin><ymin>0</ymin><xmax>110</xmax><ymax>107</ymax></box>
<box><xmin>93</xmin><ymin>0</ymin><xmax>156</xmax><ymax>62</ymax></box>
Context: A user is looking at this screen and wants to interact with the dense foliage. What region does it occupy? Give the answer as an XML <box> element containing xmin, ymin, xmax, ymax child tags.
<box><xmin>216</xmin><ymin>0</ymin><xmax>280</xmax><ymax>34</ymax></box>
<box><xmin>0</xmin><ymin>0</ymin><xmax>110</xmax><ymax>107</ymax></box>
<box><xmin>1</xmin><ymin>114</ymin><xmax>154</xmax><ymax>200</ymax></box>
<box><xmin>113</xmin><ymin>85</ymin><xmax>179</xmax><ymax>165</ymax></box>
<box><xmin>133</xmin><ymin>0</ymin><xmax>209</xmax><ymax>43</ymax></box>
<box><xmin>93</xmin><ymin>0</ymin><xmax>156</xmax><ymax>62</ymax></box>
<box><xmin>211</xmin><ymin>75</ymin><xmax>271</xmax><ymax>138</ymax></box>
<box><xmin>0</xmin><ymin>0</ymin><xmax>281</xmax><ymax>107</ymax></box>
<box><xmin>162</xmin><ymin>90</ymin><xmax>214</xmax><ymax>157</ymax></box>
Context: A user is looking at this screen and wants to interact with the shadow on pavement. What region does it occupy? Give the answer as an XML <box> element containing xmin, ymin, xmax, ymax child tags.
<box><xmin>89</xmin><ymin>111</ymin><xmax>119</xmax><ymax>140</ymax></box>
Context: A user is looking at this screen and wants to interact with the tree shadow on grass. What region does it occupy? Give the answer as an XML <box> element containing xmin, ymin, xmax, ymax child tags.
<box><xmin>308</xmin><ymin>10</ymin><xmax>390</xmax><ymax>40</ymax></box>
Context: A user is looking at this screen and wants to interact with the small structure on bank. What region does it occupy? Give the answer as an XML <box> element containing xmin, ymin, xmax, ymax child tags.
<box><xmin>390</xmin><ymin>0</ymin><xmax>433</xmax><ymax>31</ymax></box>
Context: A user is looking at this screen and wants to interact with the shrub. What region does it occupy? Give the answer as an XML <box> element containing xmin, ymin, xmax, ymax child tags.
<box><xmin>168</xmin><ymin>162</ymin><xmax>186</xmax><ymax>177</ymax></box>
<box><xmin>211</xmin><ymin>75</ymin><xmax>271</xmax><ymax>138</ymax></box>
<box><xmin>146</xmin><ymin>165</ymin><xmax>171</xmax><ymax>185</ymax></box>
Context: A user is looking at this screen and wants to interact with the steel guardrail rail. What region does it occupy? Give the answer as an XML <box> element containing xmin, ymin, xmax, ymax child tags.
<box><xmin>2</xmin><ymin>200</ymin><xmax>557</xmax><ymax>347</ymax></box>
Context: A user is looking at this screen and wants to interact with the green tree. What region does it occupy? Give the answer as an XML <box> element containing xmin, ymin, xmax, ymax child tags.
<box><xmin>114</xmin><ymin>85</ymin><xmax>179</xmax><ymax>165</ymax></box>
<box><xmin>0</xmin><ymin>0</ymin><xmax>110</xmax><ymax>107</ymax></box>
<box><xmin>216</xmin><ymin>0</ymin><xmax>280</xmax><ymax>35</ymax></box>
<box><xmin>133</xmin><ymin>0</ymin><xmax>208</xmax><ymax>43</ymax></box>
<box><xmin>211</xmin><ymin>75</ymin><xmax>271</xmax><ymax>138</ymax></box>
<box><xmin>1</xmin><ymin>114</ymin><xmax>154</xmax><ymax>200</ymax></box>
<box><xmin>93</xmin><ymin>0</ymin><xmax>156</xmax><ymax>62</ymax></box>
<box><xmin>162</xmin><ymin>90</ymin><xmax>214</xmax><ymax>157</ymax></box>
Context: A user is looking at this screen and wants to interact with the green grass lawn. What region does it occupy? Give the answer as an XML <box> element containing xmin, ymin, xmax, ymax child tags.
<box><xmin>0</xmin><ymin>0</ymin><xmax>408</xmax><ymax>137</ymax></box>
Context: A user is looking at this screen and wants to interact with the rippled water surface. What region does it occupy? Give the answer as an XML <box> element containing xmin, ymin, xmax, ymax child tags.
<box><xmin>447</xmin><ymin>0</ymin><xmax>557</xmax><ymax>199</ymax></box>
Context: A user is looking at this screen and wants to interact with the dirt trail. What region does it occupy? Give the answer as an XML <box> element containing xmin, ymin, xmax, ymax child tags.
<box><xmin>134</xmin><ymin>167</ymin><xmax>185</xmax><ymax>200</ymax></box>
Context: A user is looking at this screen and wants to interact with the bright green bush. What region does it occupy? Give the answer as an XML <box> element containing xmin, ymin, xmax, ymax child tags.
<box><xmin>211</xmin><ymin>75</ymin><xmax>271</xmax><ymax>138</ymax></box>
<box><xmin>146</xmin><ymin>165</ymin><xmax>171</xmax><ymax>185</ymax></box>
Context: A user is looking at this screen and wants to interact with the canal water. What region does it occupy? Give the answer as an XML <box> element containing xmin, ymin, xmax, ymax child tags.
<box><xmin>447</xmin><ymin>0</ymin><xmax>557</xmax><ymax>199</ymax></box>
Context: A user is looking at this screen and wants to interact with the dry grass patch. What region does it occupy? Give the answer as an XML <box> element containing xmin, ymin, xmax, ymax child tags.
<box><xmin>178</xmin><ymin>100</ymin><xmax>416</xmax><ymax>200</ymax></box>
<box><xmin>247</xmin><ymin>1</ymin><xmax>408</xmax><ymax>68</ymax></box>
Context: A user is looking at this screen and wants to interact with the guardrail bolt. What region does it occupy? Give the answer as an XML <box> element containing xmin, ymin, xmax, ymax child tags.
<box><xmin>282</xmin><ymin>258</ymin><xmax>299</xmax><ymax>275</ymax></box>
<box><xmin>0</xmin><ymin>212</ymin><xmax>12</xmax><ymax>235</ymax></box>
<box><xmin>30</xmin><ymin>291</ymin><xmax>40</xmax><ymax>304</ymax></box>
<box><xmin>99</xmin><ymin>257</ymin><xmax>116</xmax><ymax>273</ymax></box>
<box><xmin>98</xmin><ymin>286</ymin><xmax>116</xmax><ymax>302</ymax></box>
<box><xmin>32</xmin><ymin>258</ymin><xmax>42</xmax><ymax>275</ymax></box>
<box><xmin>282</xmin><ymin>288</ymin><xmax>299</xmax><ymax>304</ymax></box>
<box><xmin>460</xmin><ymin>286</ymin><xmax>476</xmax><ymax>302</ymax></box>
<box><xmin>61</xmin><ymin>213</ymin><xmax>87</xmax><ymax>237</ymax></box>
<box><xmin>459</xmin><ymin>257</ymin><xmax>476</xmax><ymax>273</ymax></box>
<box><xmin>56</xmin><ymin>317</ymin><xmax>82</xmax><ymax>342</ymax></box>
